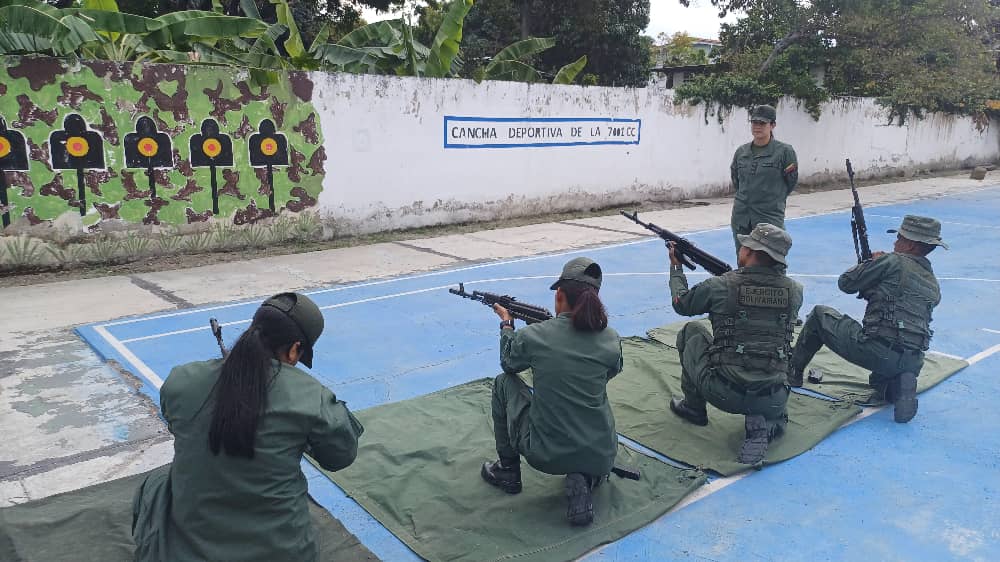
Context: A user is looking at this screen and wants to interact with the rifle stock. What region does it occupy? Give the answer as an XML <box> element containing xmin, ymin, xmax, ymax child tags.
<box><xmin>449</xmin><ymin>283</ymin><xmax>553</xmax><ymax>324</ymax></box>
<box><xmin>620</xmin><ymin>211</ymin><xmax>733</xmax><ymax>276</ymax></box>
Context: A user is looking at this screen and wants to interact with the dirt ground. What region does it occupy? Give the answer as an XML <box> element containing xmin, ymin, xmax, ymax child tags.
<box><xmin>0</xmin><ymin>169</ymin><xmax>974</xmax><ymax>288</ymax></box>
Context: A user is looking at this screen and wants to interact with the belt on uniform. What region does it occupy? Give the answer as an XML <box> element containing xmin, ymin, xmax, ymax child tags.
<box><xmin>715</xmin><ymin>374</ymin><xmax>786</xmax><ymax>397</ymax></box>
<box><xmin>876</xmin><ymin>339</ymin><xmax>922</xmax><ymax>355</ymax></box>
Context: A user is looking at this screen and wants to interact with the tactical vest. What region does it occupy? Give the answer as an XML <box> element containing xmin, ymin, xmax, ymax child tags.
<box><xmin>862</xmin><ymin>255</ymin><xmax>940</xmax><ymax>351</ymax></box>
<box><xmin>709</xmin><ymin>270</ymin><xmax>798</xmax><ymax>383</ymax></box>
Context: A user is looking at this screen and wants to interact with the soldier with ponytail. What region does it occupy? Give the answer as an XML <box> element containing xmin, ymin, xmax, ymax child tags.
<box><xmin>133</xmin><ymin>292</ymin><xmax>363</xmax><ymax>562</ymax></box>
<box><xmin>479</xmin><ymin>257</ymin><xmax>623</xmax><ymax>527</ymax></box>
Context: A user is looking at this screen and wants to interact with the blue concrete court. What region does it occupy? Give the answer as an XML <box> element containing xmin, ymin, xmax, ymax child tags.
<box><xmin>79</xmin><ymin>185</ymin><xmax>1000</xmax><ymax>561</ymax></box>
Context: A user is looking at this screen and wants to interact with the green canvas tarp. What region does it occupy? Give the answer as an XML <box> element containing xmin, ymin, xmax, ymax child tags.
<box><xmin>0</xmin><ymin>468</ymin><xmax>377</xmax><ymax>562</ymax></box>
<box><xmin>648</xmin><ymin>319</ymin><xmax>968</xmax><ymax>404</ymax></box>
<box><xmin>310</xmin><ymin>378</ymin><xmax>707</xmax><ymax>562</ymax></box>
<box><xmin>601</xmin><ymin>337</ymin><xmax>862</xmax><ymax>476</ymax></box>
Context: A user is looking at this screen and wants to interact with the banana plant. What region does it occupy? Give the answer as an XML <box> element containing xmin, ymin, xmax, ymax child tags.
<box><xmin>0</xmin><ymin>0</ymin><xmax>268</xmax><ymax>62</ymax></box>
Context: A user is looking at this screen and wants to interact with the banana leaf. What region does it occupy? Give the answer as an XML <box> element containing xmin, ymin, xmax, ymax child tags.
<box><xmin>337</xmin><ymin>19</ymin><xmax>403</xmax><ymax>49</ymax></box>
<box><xmin>268</xmin><ymin>0</ymin><xmax>303</xmax><ymax>58</ymax></box>
<box><xmin>425</xmin><ymin>0</ymin><xmax>471</xmax><ymax>77</ymax></box>
<box><xmin>481</xmin><ymin>59</ymin><xmax>540</xmax><ymax>82</ymax></box>
<box><xmin>488</xmin><ymin>37</ymin><xmax>554</xmax><ymax>64</ymax></box>
<box><xmin>553</xmin><ymin>55</ymin><xmax>587</xmax><ymax>84</ymax></box>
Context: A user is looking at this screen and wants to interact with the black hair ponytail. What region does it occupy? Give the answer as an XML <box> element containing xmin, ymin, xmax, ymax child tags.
<box><xmin>559</xmin><ymin>280</ymin><xmax>609</xmax><ymax>332</ymax></box>
<box><xmin>208</xmin><ymin>326</ymin><xmax>277</xmax><ymax>459</ymax></box>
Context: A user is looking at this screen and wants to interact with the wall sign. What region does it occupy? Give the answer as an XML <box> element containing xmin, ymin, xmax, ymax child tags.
<box><xmin>444</xmin><ymin>116</ymin><xmax>640</xmax><ymax>149</ymax></box>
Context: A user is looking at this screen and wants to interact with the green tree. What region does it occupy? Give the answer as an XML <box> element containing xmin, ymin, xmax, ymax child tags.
<box><xmin>652</xmin><ymin>31</ymin><xmax>710</xmax><ymax>66</ymax></box>
<box><xmin>676</xmin><ymin>0</ymin><xmax>999</xmax><ymax>121</ymax></box>
<box><xmin>416</xmin><ymin>0</ymin><xmax>650</xmax><ymax>86</ymax></box>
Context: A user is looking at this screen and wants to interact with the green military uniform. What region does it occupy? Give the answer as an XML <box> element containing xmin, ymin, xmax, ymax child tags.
<box><xmin>132</xmin><ymin>358</ymin><xmax>363</xmax><ymax>562</ymax></box>
<box><xmin>790</xmin><ymin>215</ymin><xmax>945</xmax><ymax>422</ymax></box>
<box><xmin>730</xmin><ymin>105</ymin><xmax>799</xmax><ymax>251</ymax></box>
<box><xmin>492</xmin><ymin>313</ymin><xmax>624</xmax><ymax>476</ymax></box>
<box><xmin>669</xmin><ymin>223</ymin><xmax>803</xmax><ymax>463</ymax></box>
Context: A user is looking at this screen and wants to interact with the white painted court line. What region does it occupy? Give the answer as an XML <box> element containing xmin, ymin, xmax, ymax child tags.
<box><xmin>967</xmin><ymin>343</ymin><xmax>1000</xmax><ymax>365</ymax></box>
<box><xmin>94</xmin><ymin>325</ymin><xmax>164</xmax><ymax>388</ymax></box>
<box><xmin>867</xmin><ymin>214</ymin><xmax>1000</xmax><ymax>231</ymax></box>
<box><xmin>983</xmin><ymin>328</ymin><xmax>1000</xmax><ymax>335</ymax></box>
<box><xmin>98</xmin><ymin>235</ymin><xmax>679</xmax><ymax>328</ymax></box>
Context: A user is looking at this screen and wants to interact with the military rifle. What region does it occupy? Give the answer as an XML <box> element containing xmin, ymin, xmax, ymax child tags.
<box><xmin>209</xmin><ymin>318</ymin><xmax>228</xmax><ymax>357</ymax></box>
<box><xmin>620</xmin><ymin>211</ymin><xmax>733</xmax><ymax>276</ymax></box>
<box><xmin>847</xmin><ymin>159</ymin><xmax>872</xmax><ymax>263</ymax></box>
<box><xmin>449</xmin><ymin>283</ymin><xmax>553</xmax><ymax>324</ymax></box>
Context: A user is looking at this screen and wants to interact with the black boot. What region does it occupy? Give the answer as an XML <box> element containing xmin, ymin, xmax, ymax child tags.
<box><xmin>737</xmin><ymin>415</ymin><xmax>771</xmax><ymax>465</ymax></box>
<box><xmin>481</xmin><ymin>458</ymin><xmax>522</xmax><ymax>494</ymax></box>
<box><xmin>565</xmin><ymin>473</ymin><xmax>595</xmax><ymax>526</ymax></box>
<box><xmin>670</xmin><ymin>398</ymin><xmax>708</xmax><ymax>426</ymax></box>
<box><xmin>787</xmin><ymin>367</ymin><xmax>804</xmax><ymax>388</ymax></box>
<box><xmin>893</xmin><ymin>372</ymin><xmax>918</xmax><ymax>423</ymax></box>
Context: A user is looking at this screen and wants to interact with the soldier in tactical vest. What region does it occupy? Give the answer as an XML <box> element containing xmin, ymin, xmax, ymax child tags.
<box><xmin>789</xmin><ymin>215</ymin><xmax>945</xmax><ymax>423</ymax></box>
<box><xmin>668</xmin><ymin>223</ymin><xmax>803</xmax><ymax>465</ymax></box>
<box><xmin>730</xmin><ymin>105</ymin><xmax>799</xmax><ymax>254</ymax></box>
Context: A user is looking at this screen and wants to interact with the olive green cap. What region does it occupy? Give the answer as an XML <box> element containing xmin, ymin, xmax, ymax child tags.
<box><xmin>550</xmin><ymin>257</ymin><xmax>602</xmax><ymax>291</ymax></box>
<box><xmin>737</xmin><ymin>223</ymin><xmax>792</xmax><ymax>265</ymax></box>
<box><xmin>887</xmin><ymin>215</ymin><xmax>948</xmax><ymax>249</ymax></box>
<box><xmin>256</xmin><ymin>292</ymin><xmax>324</xmax><ymax>368</ymax></box>
<box><xmin>750</xmin><ymin>105</ymin><xmax>777</xmax><ymax>123</ymax></box>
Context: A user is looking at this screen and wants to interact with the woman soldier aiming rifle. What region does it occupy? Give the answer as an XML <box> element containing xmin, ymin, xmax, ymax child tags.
<box><xmin>132</xmin><ymin>292</ymin><xmax>364</xmax><ymax>561</ymax></box>
<box><xmin>480</xmin><ymin>257</ymin><xmax>624</xmax><ymax>526</ymax></box>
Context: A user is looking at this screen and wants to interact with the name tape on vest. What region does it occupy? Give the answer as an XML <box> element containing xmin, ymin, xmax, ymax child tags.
<box><xmin>739</xmin><ymin>285</ymin><xmax>789</xmax><ymax>308</ymax></box>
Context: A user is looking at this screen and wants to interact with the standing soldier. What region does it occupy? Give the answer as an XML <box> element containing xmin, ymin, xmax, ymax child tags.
<box><xmin>789</xmin><ymin>215</ymin><xmax>945</xmax><ymax>423</ymax></box>
<box><xmin>481</xmin><ymin>257</ymin><xmax>623</xmax><ymax>527</ymax></box>
<box><xmin>730</xmin><ymin>105</ymin><xmax>799</xmax><ymax>254</ymax></box>
<box><xmin>667</xmin><ymin>223</ymin><xmax>803</xmax><ymax>465</ymax></box>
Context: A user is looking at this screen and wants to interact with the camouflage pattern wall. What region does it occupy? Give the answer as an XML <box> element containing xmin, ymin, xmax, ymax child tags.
<box><xmin>0</xmin><ymin>56</ymin><xmax>325</xmax><ymax>231</ymax></box>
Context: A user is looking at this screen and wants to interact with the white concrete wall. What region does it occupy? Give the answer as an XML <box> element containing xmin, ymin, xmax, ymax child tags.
<box><xmin>310</xmin><ymin>73</ymin><xmax>998</xmax><ymax>234</ymax></box>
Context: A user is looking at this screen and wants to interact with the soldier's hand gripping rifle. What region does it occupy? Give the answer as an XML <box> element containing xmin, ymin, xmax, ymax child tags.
<box><xmin>209</xmin><ymin>318</ymin><xmax>228</xmax><ymax>357</ymax></box>
<box><xmin>847</xmin><ymin>158</ymin><xmax>872</xmax><ymax>263</ymax></box>
<box><xmin>449</xmin><ymin>283</ymin><xmax>553</xmax><ymax>324</ymax></box>
<box><xmin>620</xmin><ymin>211</ymin><xmax>733</xmax><ymax>276</ymax></box>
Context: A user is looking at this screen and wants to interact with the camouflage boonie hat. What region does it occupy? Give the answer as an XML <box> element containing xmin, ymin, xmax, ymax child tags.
<box><xmin>550</xmin><ymin>257</ymin><xmax>602</xmax><ymax>291</ymax></box>
<box><xmin>750</xmin><ymin>105</ymin><xmax>777</xmax><ymax>123</ymax></box>
<box><xmin>887</xmin><ymin>215</ymin><xmax>948</xmax><ymax>249</ymax></box>
<box><xmin>738</xmin><ymin>223</ymin><xmax>792</xmax><ymax>265</ymax></box>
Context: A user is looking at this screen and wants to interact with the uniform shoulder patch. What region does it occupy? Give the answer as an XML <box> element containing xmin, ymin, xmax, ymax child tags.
<box><xmin>738</xmin><ymin>285</ymin><xmax>789</xmax><ymax>308</ymax></box>
<box><xmin>783</xmin><ymin>162</ymin><xmax>797</xmax><ymax>175</ymax></box>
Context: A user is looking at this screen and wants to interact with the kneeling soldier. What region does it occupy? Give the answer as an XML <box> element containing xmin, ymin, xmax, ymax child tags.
<box><xmin>789</xmin><ymin>215</ymin><xmax>945</xmax><ymax>422</ymax></box>
<box><xmin>481</xmin><ymin>257</ymin><xmax>623</xmax><ymax>526</ymax></box>
<box><xmin>668</xmin><ymin>223</ymin><xmax>803</xmax><ymax>465</ymax></box>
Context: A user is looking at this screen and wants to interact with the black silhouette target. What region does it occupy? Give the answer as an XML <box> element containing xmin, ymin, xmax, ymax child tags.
<box><xmin>124</xmin><ymin>116</ymin><xmax>173</xmax><ymax>200</ymax></box>
<box><xmin>0</xmin><ymin>117</ymin><xmax>29</xmax><ymax>228</ymax></box>
<box><xmin>50</xmin><ymin>114</ymin><xmax>106</xmax><ymax>217</ymax></box>
<box><xmin>190</xmin><ymin>119</ymin><xmax>234</xmax><ymax>215</ymax></box>
<box><xmin>249</xmin><ymin>119</ymin><xmax>289</xmax><ymax>212</ymax></box>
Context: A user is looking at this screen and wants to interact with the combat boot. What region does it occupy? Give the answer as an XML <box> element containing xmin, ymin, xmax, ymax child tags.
<box><xmin>786</xmin><ymin>367</ymin><xmax>803</xmax><ymax>388</ymax></box>
<box><xmin>481</xmin><ymin>458</ymin><xmax>522</xmax><ymax>494</ymax></box>
<box><xmin>892</xmin><ymin>371</ymin><xmax>918</xmax><ymax>423</ymax></box>
<box><xmin>669</xmin><ymin>398</ymin><xmax>708</xmax><ymax>426</ymax></box>
<box><xmin>565</xmin><ymin>473</ymin><xmax>596</xmax><ymax>526</ymax></box>
<box><xmin>737</xmin><ymin>415</ymin><xmax>771</xmax><ymax>465</ymax></box>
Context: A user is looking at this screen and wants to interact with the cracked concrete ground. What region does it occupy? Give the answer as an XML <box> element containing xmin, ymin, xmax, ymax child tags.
<box><xmin>0</xmin><ymin>172</ymin><xmax>993</xmax><ymax>508</ymax></box>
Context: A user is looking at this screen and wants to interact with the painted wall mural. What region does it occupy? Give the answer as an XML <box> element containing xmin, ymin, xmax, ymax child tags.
<box><xmin>0</xmin><ymin>56</ymin><xmax>326</xmax><ymax>230</ymax></box>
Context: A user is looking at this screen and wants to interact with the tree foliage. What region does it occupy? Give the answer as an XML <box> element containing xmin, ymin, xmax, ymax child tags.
<box><xmin>650</xmin><ymin>31</ymin><xmax>710</xmax><ymax>67</ymax></box>
<box><xmin>676</xmin><ymin>0</ymin><xmax>1000</xmax><ymax>122</ymax></box>
<box><xmin>416</xmin><ymin>0</ymin><xmax>650</xmax><ymax>86</ymax></box>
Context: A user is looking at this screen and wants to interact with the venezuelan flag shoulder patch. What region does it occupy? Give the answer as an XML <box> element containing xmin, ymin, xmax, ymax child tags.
<box><xmin>784</xmin><ymin>162</ymin><xmax>797</xmax><ymax>174</ymax></box>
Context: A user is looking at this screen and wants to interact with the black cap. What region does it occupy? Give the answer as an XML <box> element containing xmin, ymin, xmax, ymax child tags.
<box><xmin>549</xmin><ymin>257</ymin><xmax>602</xmax><ymax>291</ymax></box>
